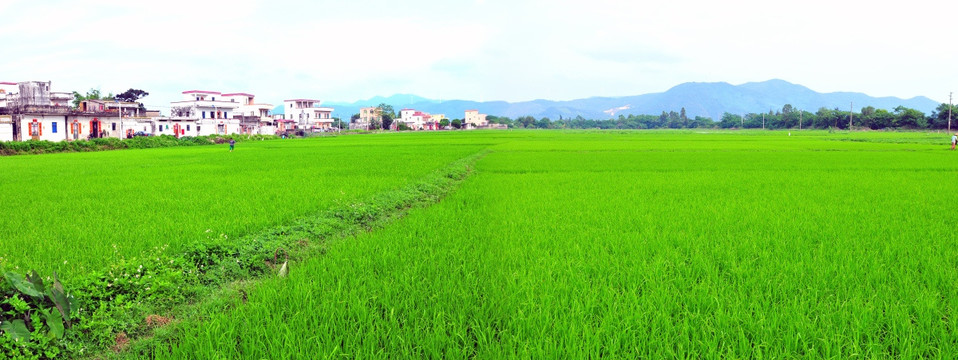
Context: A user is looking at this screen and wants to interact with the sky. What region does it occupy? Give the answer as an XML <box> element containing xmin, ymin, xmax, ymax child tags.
<box><xmin>3</xmin><ymin>0</ymin><xmax>956</xmax><ymax>113</ymax></box>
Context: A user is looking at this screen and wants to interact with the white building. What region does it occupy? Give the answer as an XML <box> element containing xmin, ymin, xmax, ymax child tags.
<box><xmin>222</xmin><ymin>93</ymin><xmax>276</xmax><ymax>135</ymax></box>
<box><xmin>1</xmin><ymin>82</ymin><xmax>18</xmax><ymax>108</ymax></box>
<box><xmin>283</xmin><ymin>99</ymin><xmax>334</xmax><ymax>131</ymax></box>
<box><xmin>397</xmin><ymin>108</ymin><xmax>440</xmax><ymax>130</ymax></box>
<box><xmin>163</xmin><ymin>90</ymin><xmax>242</xmax><ymax>137</ymax></box>
<box><xmin>0</xmin><ymin>81</ymin><xmax>164</xmax><ymax>142</ymax></box>
<box><xmin>465</xmin><ymin>110</ymin><xmax>488</xmax><ymax>128</ymax></box>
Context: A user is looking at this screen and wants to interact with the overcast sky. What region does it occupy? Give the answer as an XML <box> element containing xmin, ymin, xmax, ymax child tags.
<box><xmin>3</xmin><ymin>0</ymin><xmax>956</xmax><ymax>112</ymax></box>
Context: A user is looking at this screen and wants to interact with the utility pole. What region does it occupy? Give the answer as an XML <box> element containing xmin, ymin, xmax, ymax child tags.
<box><xmin>762</xmin><ymin>113</ymin><xmax>765</xmax><ymax>130</ymax></box>
<box><xmin>799</xmin><ymin>110</ymin><xmax>803</xmax><ymax>130</ymax></box>
<box><xmin>848</xmin><ymin>102</ymin><xmax>855</xmax><ymax>130</ymax></box>
<box><xmin>949</xmin><ymin>92</ymin><xmax>953</xmax><ymax>133</ymax></box>
<box><xmin>741</xmin><ymin>114</ymin><xmax>744</xmax><ymax>128</ymax></box>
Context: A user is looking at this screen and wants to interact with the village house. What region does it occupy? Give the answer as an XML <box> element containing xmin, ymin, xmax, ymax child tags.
<box><xmin>79</xmin><ymin>99</ymin><xmax>153</xmax><ymax>138</ymax></box>
<box><xmin>0</xmin><ymin>81</ymin><xmax>132</xmax><ymax>142</ymax></box>
<box><xmin>464</xmin><ymin>109</ymin><xmax>488</xmax><ymax>128</ymax></box>
<box><xmin>283</xmin><ymin>99</ymin><xmax>334</xmax><ymax>132</ymax></box>
<box><xmin>397</xmin><ymin>109</ymin><xmax>441</xmax><ymax>130</ymax></box>
<box><xmin>352</xmin><ymin>106</ymin><xmax>381</xmax><ymax>130</ymax></box>
<box><xmin>161</xmin><ymin>90</ymin><xmax>242</xmax><ymax>137</ymax></box>
<box><xmin>222</xmin><ymin>93</ymin><xmax>275</xmax><ymax>135</ymax></box>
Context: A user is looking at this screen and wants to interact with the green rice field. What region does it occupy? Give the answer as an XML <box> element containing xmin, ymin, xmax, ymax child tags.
<box><xmin>0</xmin><ymin>134</ymin><xmax>488</xmax><ymax>277</ymax></box>
<box><xmin>3</xmin><ymin>130</ymin><xmax>958</xmax><ymax>358</ymax></box>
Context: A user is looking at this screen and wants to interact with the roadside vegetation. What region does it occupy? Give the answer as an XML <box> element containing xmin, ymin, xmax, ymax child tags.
<box><xmin>0</xmin><ymin>134</ymin><xmax>277</xmax><ymax>156</ymax></box>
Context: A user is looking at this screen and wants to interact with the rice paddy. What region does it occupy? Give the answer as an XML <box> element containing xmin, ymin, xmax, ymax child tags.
<box><xmin>0</xmin><ymin>134</ymin><xmax>489</xmax><ymax>278</ymax></box>
<box><xmin>2</xmin><ymin>130</ymin><xmax>957</xmax><ymax>358</ymax></box>
<box><xmin>110</xmin><ymin>130</ymin><xmax>958</xmax><ymax>358</ymax></box>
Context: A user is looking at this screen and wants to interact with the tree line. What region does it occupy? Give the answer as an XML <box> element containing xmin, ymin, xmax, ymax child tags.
<box><xmin>483</xmin><ymin>103</ymin><xmax>958</xmax><ymax>130</ymax></box>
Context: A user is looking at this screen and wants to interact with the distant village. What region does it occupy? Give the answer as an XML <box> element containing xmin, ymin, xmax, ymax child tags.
<box><xmin>0</xmin><ymin>81</ymin><xmax>500</xmax><ymax>142</ymax></box>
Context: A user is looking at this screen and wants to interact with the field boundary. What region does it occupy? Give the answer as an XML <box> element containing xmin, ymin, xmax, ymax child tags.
<box><xmin>0</xmin><ymin>150</ymin><xmax>487</xmax><ymax>359</ymax></box>
<box><xmin>0</xmin><ymin>134</ymin><xmax>277</xmax><ymax>156</ymax></box>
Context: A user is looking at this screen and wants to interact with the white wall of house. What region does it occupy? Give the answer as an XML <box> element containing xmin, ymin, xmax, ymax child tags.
<box><xmin>197</xmin><ymin>118</ymin><xmax>241</xmax><ymax>136</ymax></box>
<box><xmin>19</xmin><ymin>115</ymin><xmax>68</xmax><ymax>141</ymax></box>
<box><xmin>155</xmin><ymin>119</ymin><xmax>199</xmax><ymax>137</ymax></box>
<box><xmin>465</xmin><ymin>110</ymin><xmax>488</xmax><ymax>126</ymax></box>
<box><xmin>0</xmin><ymin>115</ymin><xmax>13</xmax><ymax>141</ymax></box>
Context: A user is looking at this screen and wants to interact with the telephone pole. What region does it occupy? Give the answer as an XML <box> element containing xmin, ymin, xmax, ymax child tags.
<box><xmin>799</xmin><ymin>110</ymin><xmax>803</xmax><ymax>130</ymax></box>
<box><xmin>949</xmin><ymin>92</ymin><xmax>953</xmax><ymax>133</ymax></box>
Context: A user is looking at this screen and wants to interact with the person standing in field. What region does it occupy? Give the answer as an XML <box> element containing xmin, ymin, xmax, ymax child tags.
<box><xmin>229</xmin><ymin>139</ymin><xmax>236</xmax><ymax>152</ymax></box>
<box><xmin>952</xmin><ymin>133</ymin><xmax>957</xmax><ymax>150</ymax></box>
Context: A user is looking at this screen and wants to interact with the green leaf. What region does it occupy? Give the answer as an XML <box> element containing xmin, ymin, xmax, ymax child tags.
<box><xmin>41</xmin><ymin>308</ymin><xmax>64</xmax><ymax>339</ymax></box>
<box><xmin>4</xmin><ymin>272</ymin><xmax>44</xmax><ymax>298</ymax></box>
<box><xmin>1</xmin><ymin>319</ymin><xmax>31</xmax><ymax>342</ymax></box>
<box><xmin>48</xmin><ymin>272</ymin><xmax>72</xmax><ymax>327</ymax></box>
<box><xmin>26</xmin><ymin>270</ymin><xmax>46</xmax><ymax>294</ymax></box>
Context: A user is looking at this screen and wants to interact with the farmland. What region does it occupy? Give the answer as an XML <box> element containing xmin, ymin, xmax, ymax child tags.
<box><xmin>0</xmin><ymin>133</ymin><xmax>491</xmax><ymax>278</ymax></box>
<box><xmin>138</xmin><ymin>131</ymin><xmax>958</xmax><ymax>358</ymax></box>
<box><xmin>2</xmin><ymin>130</ymin><xmax>958</xmax><ymax>358</ymax></box>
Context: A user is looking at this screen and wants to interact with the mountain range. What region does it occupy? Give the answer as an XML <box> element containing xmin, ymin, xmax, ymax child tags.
<box><xmin>279</xmin><ymin>80</ymin><xmax>941</xmax><ymax>121</ymax></box>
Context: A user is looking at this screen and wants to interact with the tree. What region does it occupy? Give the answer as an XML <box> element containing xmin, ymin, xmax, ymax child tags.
<box><xmin>929</xmin><ymin>103</ymin><xmax>957</xmax><ymax>129</ymax></box>
<box><xmin>350</xmin><ymin>114</ymin><xmax>360</xmax><ymax>122</ymax></box>
<box><xmin>439</xmin><ymin>119</ymin><xmax>450</xmax><ymax>128</ymax></box>
<box><xmin>894</xmin><ymin>106</ymin><xmax>927</xmax><ymax>129</ymax></box>
<box><xmin>719</xmin><ymin>112</ymin><xmax>740</xmax><ymax>129</ymax></box>
<box><xmin>72</xmin><ymin>88</ymin><xmax>113</xmax><ymax>108</ymax></box>
<box><xmin>115</xmin><ymin>88</ymin><xmax>149</xmax><ymax>103</ymax></box>
<box><xmin>871</xmin><ymin>109</ymin><xmax>895</xmax><ymax>129</ymax></box>
<box><xmin>377</xmin><ymin>103</ymin><xmax>395</xmax><ymax>130</ymax></box>
<box><xmin>536</xmin><ymin>117</ymin><xmax>552</xmax><ymax>129</ymax></box>
<box><xmin>451</xmin><ymin>119</ymin><xmax>462</xmax><ymax>129</ymax></box>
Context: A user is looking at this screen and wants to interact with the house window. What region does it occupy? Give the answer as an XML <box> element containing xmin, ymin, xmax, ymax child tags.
<box><xmin>52</xmin><ymin>122</ymin><xmax>58</xmax><ymax>133</ymax></box>
<box><xmin>202</xmin><ymin>111</ymin><xmax>206</xmax><ymax>119</ymax></box>
<box><xmin>211</xmin><ymin>97</ymin><xmax>215</xmax><ymax>101</ymax></box>
<box><xmin>224</xmin><ymin>112</ymin><xmax>228</xmax><ymax>118</ymax></box>
<box><xmin>197</xmin><ymin>126</ymin><xmax>201</xmax><ymax>132</ymax></box>
<box><xmin>187</xmin><ymin>125</ymin><xmax>191</xmax><ymax>131</ymax></box>
<box><xmin>30</xmin><ymin>122</ymin><xmax>39</xmax><ymax>136</ymax></box>
<box><xmin>112</xmin><ymin>123</ymin><xmax>117</xmax><ymax>131</ymax></box>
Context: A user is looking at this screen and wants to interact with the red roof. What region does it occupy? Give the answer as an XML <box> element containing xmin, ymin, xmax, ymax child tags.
<box><xmin>222</xmin><ymin>93</ymin><xmax>254</xmax><ymax>97</ymax></box>
<box><xmin>401</xmin><ymin>108</ymin><xmax>415</xmax><ymax>111</ymax></box>
<box><xmin>413</xmin><ymin>111</ymin><xmax>427</xmax><ymax>116</ymax></box>
<box><xmin>183</xmin><ymin>90</ymin><xmax>221</xmax><ymax>95</ymax></box>
<box><xmin>0</xmin><ymin>82</ymin><xmax>16</xmax><ymax>85</ymax></box>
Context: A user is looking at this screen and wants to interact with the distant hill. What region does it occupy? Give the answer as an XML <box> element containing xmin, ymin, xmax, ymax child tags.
<box><xmin>322</xmin><ymin>80</ymin><xmax>941</xmax><ymax>120</ymax></box>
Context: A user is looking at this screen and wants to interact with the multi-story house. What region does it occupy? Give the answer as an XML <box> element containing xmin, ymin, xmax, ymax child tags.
<box><xmin>222</xmin><ymin>93</ymin><xmax>275</xmax><ymax>135</ymax></box>
<box><xmin>465</xmin><ymin>110</ymin><xmax>488</xmax><ymax>128</ymax></box>
<box><xmin>283</xmin><ymin>99</ymin><xmax>334</xmax><ymax>131</ymax></box>
<box><xmin>397</xmin><ymin>109</ymin><xmax>443</xmax><ymax>130</ymax></box>
<box><xmin>352</xmin><ymin>106</ymin><xmax>381</xmax><ymax>130</ymax></box>
<box><xmin>162</xmin><ymin>90</ymin><xmax>241</xmax><ymax>137</ymax></box>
